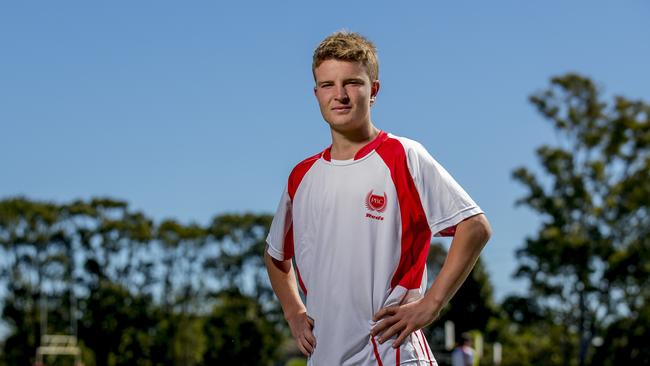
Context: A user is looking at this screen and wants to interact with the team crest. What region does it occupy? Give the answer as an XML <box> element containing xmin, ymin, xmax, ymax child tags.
<box><xmin>365</xmin><ymin>191</ymin><xmax>388</xmax><ymax>212</ymax></box>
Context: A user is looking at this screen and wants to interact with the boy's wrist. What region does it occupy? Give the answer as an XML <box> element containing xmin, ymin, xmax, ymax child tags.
<box><xmin>283</xmin><ymin>304</ymin><xmax>307</xmax><ymax>321</ymax></box>
<box><xmin>423</xmin><ymin>291</ymin><xmax>445</xmax><ymax>317</ymax></box>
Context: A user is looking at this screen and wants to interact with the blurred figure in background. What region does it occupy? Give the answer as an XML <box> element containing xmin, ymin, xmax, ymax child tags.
<box><xmin>451</xmin><ymin>333</ymin><xmax>474</xmax><ymax>366</ymax></box>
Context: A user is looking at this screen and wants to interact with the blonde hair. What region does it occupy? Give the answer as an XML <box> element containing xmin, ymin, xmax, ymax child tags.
<box><xmin>312</xmin><ymin>31</ymin><xmax>379</xmax><ymax>81</ymax></box>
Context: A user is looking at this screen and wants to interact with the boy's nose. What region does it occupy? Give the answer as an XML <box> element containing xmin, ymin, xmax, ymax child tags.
<box><xmin>334</xmin><ymin>86</ymin><xmax>349</xmax><ymax>102</ymax></box>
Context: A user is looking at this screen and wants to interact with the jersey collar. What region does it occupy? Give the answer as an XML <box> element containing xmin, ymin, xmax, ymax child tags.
<box><xmin>322</xmin><ymin>130</ymin><xmax>389</xmax><ymax>162</ymax></box>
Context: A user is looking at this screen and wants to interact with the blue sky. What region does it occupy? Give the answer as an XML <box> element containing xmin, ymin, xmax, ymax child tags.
<box><xmin>1</xmin><ymin>1</ymin><xmax>649</xmax><ymax>302</ymax></box>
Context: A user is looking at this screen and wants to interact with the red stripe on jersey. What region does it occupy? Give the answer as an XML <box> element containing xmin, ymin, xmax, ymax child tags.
<box><xmin>295</xmin><ymin>262</ymin><xmax>307</xmax><ymax>295</ymax></box>
<box><xmin>438</xmin><ymin>226</ymin><xmax>457</xmax><ymax>237</ymax></box>
<box><xmin>282</xmin><ymin>224</ymin><xmax>307</xmax><ymax>294</ymax></box>
<box><xmin>395</xmin><ymin>346</ymin><xmax>400</xmax><ymax>365</ymax></box>
<box><xmin>355</xmin><ymin>131</ymin><xmax>389</xmax><ymax>160</ymax></box>
<box><xmin>285</xmin><ymin>153</ymin><xmax>320</xmax><ymax>292</ymax></box>
<box><xmin>409</xmin><ymin>333</ymin><xmax>421</xmax><ymax>360</ymax></box>
<box><xmin>418</xmin><ymin>330</ymin><xmax>433</xmax><ymax>365</ymax></box>
<box><xmin>285</xmin><ymin>153</ymin><xmax>319</xmax><ymax>256</ymax></box>
<box><xmin>413</xmin><ymin>332</ymin><xmax>426</xmax><ymax>360</ymax></box>
<box><xmin>283</xmin><ymin>222</ymin><xmax>295</xmax><ymax>260</ymax></box>
<box><xmin>377</xmin><ymin>138</ymin><xmax>433</xmax><ymax>290</ymax></box>
<box><xmin>323</xmin><ymin>146</ymin><xmax>332</xmax><ymax>162</ymax></box>
<box><xmin>288</xmin><ymin>153</ymin><xmax>321</xmax><ymax>200</ymax></box>
<box><xmin>370</xmin><ymin>336</ymin><xmax>384</xmax><ymax>366</ymax></box>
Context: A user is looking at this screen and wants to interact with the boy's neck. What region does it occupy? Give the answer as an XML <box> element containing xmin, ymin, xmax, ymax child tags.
<box><xmin>329</xmin><ymin>122</ymin><xmax>380</xmax><ymax>160</ymax></box>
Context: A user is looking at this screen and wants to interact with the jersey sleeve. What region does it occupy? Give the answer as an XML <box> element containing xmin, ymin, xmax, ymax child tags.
<box><xmin>266</xmin><ymin>186</ymin><xmax>293</xmax><ymax>261</ymax></box>
<box><xmin>406</xmin><ymin>142</ymin><xmax>483</xmax><ymax>237</ymax></box>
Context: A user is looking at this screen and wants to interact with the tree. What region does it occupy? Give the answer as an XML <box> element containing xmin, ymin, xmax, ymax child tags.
<box><xmin>202</xmin><ymin>289</ymin><xmax>282</xmax><ymax>366</ymax></box>
<box><xmin>79</xmin><ymin>280</ymin><xmax>159</xmax><ymax>366</ymax></box>
<box><xmin>0</xmin><ymin>198</ymin><xmax>72</xmax><ymax>366</ymax></box>
<box><xmin>513</xmin><ymin>74</ymin><xmax>650</xmax><ymax>365</ymax></box>
<box><xmin>75</xmin><ymin>198</ymin><xmax>155</xmax><ymax>294</ymax></box>
<box><xmin>0</xmin><ymin>197</ymin><xmax>288</xmax><ymax>365</ymax></box>
<box><xmin>204</xmin><ymin>213</ymin><xmax>276</xmax><ymax>308</ymax></box>
<box><xmin>156</xmin><ymin>219</ymin><xmax>208</xmax><ymax>365</ymax></box>
<box><xmin>591</xmin><ymin>299</ymin><xmax>650</xmax><ymax>365</ymax></box>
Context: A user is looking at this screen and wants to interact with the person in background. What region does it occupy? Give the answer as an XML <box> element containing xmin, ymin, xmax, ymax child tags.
<box><xmin>451</xmin><ymin>333</ymin><xmax>475</xmax><ymax>366</ymax></box>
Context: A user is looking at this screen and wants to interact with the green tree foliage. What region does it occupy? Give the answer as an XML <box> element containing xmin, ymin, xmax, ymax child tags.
<box><xmin>205</xmin><ymin>213</ymin><xmax>275</xmax><ymax>301</ymax></box>
<box><xmin>202</xmin><ymin>289</ymin><xmax>282</xmax><ymax>366</ymax></box>
<box><xmin>513</xmin><ymin>74</ymin><xmax>650</xmax><ymax>365</ymax></box>
<box><xmin>488</xmin><ymin>314</ymin><xmax>578</xmax><ymax>366</ymax></box>
<box><xmin>486</xmin><ymin>294</ymin><xmax>579</xmax><ymax>366</ymax></box>
<box><xmin>0</xmin><ymin>198</ymin><xmax>71</xmax><ymax>366</ymax></box>
<box><xmin>80</xmin><ymin>281</ymin><xmax>159</xmax><ymax>366</ymax></box>
<box><xmin>591</xmin><ymin>300</ymin><xmax>650</xmax><ymax>365</ymax></box>
<box><xmin>0</xmin><ymin>197</ymin><xmax>283</xmax><ymax>366</ymax></box>
<box><xmin>157</xmin><ymin>219</ymin><xmax>207</xmax><ymax>313</ymax></box>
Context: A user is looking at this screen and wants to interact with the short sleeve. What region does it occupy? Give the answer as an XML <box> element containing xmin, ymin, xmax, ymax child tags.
<box><xmin>406</xmin><ymin>142</ymin><xmax>483</xmax><ymax>237</ymax></box>
<box><xmin>266</xmin><ymin>186</ymin><xmax>293</xmax><ymax>260</ymax></box>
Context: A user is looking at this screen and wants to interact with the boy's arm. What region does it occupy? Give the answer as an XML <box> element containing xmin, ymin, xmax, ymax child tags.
<box><xmin>264</xmin><ymin>249</ymin><xmax>316</xmax><ymax>356</ymax></box>
<box><xmin>371</xmin><ymin>213</ymin><xmax>491</xmax><ymax>347</ymax></box>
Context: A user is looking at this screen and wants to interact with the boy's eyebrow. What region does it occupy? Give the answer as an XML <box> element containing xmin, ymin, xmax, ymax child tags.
<box><xmin>317</xmin><ymin>77</ymin><xmax>365</xmax><ymax>86</ymax></box>
<box><xmin>343</xmin><ymin>77</ymin><xmax>366</xmax><ymax>83</ymax></box>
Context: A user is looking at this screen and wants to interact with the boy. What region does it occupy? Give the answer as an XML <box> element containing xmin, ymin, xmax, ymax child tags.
<box><xmin>265</xmin><ymin>31</ymin><xmax>491</xmax><ymax>365</ymax></box>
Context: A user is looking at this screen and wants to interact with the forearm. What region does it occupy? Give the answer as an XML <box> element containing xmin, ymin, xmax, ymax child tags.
<box><xmin>265</xmin><ymin>248</ymin><xmax>316</xmax><ymax>356</ymax></box>
<box><xmin>264</xmin><ymin>248</ymin><xmax>306</xmax><ymax>319</ymax></box>
<box><xmin>423</xmin><ymin>214</ymin><xmax>491</xmax><ymax>312</ymax></box>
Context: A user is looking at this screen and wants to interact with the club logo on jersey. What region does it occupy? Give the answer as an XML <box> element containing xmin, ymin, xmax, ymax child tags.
<box><xmin>365</xmin><ymin>191</ymin><xmax>387</xmax><ymax>213</ymax></box>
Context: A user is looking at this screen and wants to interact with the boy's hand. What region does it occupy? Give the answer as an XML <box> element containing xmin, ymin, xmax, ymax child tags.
<box><xmin>370</xmin><ymin>298</ymin><xmax>441</xmax><ymax>348</ymax></box>
<box><xmin>287</xmin><ymin>311</ymin><xmax>316</xmax><ymax>356</ymax></box>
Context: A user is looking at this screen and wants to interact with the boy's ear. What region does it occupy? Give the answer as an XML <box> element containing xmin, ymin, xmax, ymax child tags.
<box><xmin>371</xmin><ymin>80</ymin><xmax>381</xmax><ymax>100</ymax></box>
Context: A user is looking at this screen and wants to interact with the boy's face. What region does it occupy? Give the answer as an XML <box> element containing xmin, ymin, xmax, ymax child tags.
<box><xmin>313</xmin><ymin>59</ymin><xmax>380</xmax><ymax>133</ymax></box>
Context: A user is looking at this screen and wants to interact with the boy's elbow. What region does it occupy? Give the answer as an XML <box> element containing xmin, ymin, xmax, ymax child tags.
<box><xmin>265</xmin><ymin>247</ymin><xmax>293</xmax><ymax>273</ymax></box>
<box><xmin>476</xmin><ymin>214</ymin><xmax>492</xmax><ymax>244</ymax></box>
<box><xmin>465</xmin><ymin>213</ymin><xmax>491</xmax><ymax>246</ymax></box>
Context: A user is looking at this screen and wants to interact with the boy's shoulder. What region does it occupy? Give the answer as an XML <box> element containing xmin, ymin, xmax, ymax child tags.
<box><xmin>385</xmin><ymin>132</ymin><xmax>428</xmax><ymax>152</ymax></box>
<box><xmin>286</xmin><ymin>150</ymin><xmax>324</xmax><ymax>196</ymax></box>
<box><xmin>290</xmin><ymin>150</ymin><xmax>323</xmax><ymax>174</ymax></box>
<box><xmin>380</xmin><ymin>133</ymin><xmax>435</xmax><ymax>165</ymax></box>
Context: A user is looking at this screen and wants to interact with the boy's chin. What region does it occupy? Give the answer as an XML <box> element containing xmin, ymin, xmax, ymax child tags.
<box><xmin>324</xmin><ymin>118</ymin><xmax>367</xmax><ymax>132</ymax></box>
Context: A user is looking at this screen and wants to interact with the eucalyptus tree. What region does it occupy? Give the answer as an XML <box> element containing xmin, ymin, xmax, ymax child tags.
<box><xmin>513</xmin><ymin>74</ymin><xmax>650</xmax><ymax>365</ymax></box>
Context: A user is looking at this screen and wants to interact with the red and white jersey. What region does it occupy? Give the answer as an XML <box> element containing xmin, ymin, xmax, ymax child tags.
<box><xmin>267</xmin><ymin>131</ymin><xmax>483</xmax><ymax>366</ymax></box>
